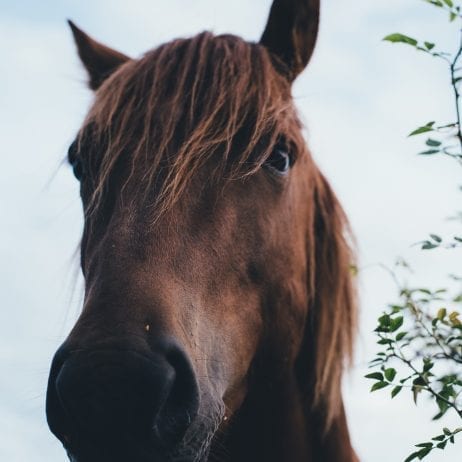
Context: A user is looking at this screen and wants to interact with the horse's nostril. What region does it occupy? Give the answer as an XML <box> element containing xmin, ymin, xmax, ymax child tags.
<box><xmin>152</xmin><ymin>340</ymin><xmax>200</xmax><ymax>446</ymax></box>
<box><xmin>46</xmin><ymin>342</ymin><xmax>199</xmax><ymax>453</ymax></box>
<box><xmin>51</xmin><ymin>350</ymin><xmax>173</xmax><ymax>448</ymax></box>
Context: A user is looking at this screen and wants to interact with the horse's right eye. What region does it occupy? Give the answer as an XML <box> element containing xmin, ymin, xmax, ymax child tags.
<box><xmin>71</xmin><ymin>158</ymin><xmax>83</xmax><ymax>181</ymax></box>
<box><xmin>68</xmin><ymin>141</ymin><xmax>83</xmax><ymax>181</ymax></box>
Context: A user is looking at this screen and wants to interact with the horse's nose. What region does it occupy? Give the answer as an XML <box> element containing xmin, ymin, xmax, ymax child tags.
<box><xmin>46</xmin><ymin>339</ymin><xmax>199</xmax><ymax>454</ymax></box>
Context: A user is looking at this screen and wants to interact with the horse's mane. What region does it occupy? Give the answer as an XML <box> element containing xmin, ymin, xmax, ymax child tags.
<box><xmin>77</xmin><ymin>31</ymin><xmax>356</xmax><ymax>429</ymax></box>
<box><xmin>307</xmin><ymin>172</ymin><xmax>357</xmax><ymax>429</ymax></box>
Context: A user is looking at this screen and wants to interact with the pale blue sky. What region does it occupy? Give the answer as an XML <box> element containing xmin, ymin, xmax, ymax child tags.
<box><xmin>1</xmin><ymin>1</ymin><xmax>461</xmax><ymax>461</ymax></box>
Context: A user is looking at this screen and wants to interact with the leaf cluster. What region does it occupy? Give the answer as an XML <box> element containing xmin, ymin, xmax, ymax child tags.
<box><xmin>404</xmin><ymin>427</ymin><xmax>462</xmax><ymax>461</ymax></box>
<box><xmin>368</xmin><ymin>281</ymin><xmax>462</xmax><ymax>459</ymax></box>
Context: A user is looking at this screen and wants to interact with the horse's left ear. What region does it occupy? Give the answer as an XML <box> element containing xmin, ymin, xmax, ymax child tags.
<box><xmin>260</xmin><ymin>0</ymin><xmax>320</xmax><ymax>80</ymax></box>
<box><xmin>68</xmin><ymin>20</ymin><xmax>130</xmax><ymax>90</ymax></box>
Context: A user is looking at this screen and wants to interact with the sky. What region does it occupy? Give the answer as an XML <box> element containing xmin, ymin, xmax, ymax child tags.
<box><xmin>1</xmin><ymin>0</ymin><xmax>462</xmax><ymax>460</ymax></box>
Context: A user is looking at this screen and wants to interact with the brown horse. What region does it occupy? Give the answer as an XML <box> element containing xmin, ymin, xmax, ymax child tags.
<box><xmin>46</xmin><ymin>1</ymin><xmax>358</xmax><ymax>461</ymax></box>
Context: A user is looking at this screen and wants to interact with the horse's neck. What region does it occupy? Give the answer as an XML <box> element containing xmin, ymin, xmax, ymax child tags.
<box><xmin>213</xmin><ymin>372</ymin><xmax>358</xmax><ymax>462</ymax></box>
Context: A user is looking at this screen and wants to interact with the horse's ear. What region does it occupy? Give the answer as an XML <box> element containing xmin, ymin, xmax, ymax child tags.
<box><xmin>68</xmin><ymin>20</ymin><xmax>130</xmax><ymax>90</ymax></box>
<box><xmin>260</xmin><ymin>0</ymin><xmax>320</xmax><ymax>80</ymax></box>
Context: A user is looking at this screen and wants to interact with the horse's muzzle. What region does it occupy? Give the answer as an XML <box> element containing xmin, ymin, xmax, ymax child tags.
<box><xmin>46</xmin><ymin>338</ymin><xmax>200</xmax><ymax>461</ymax></box>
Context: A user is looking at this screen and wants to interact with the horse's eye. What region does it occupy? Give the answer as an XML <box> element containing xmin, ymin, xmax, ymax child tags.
<box><xmin>71</xmin><ymin>158</ymin><xmax>83</xmax><ymax>181</ymax></box>
<box><xmin>68</xmin><ymin>141</ymin><xmax>83</xmax><ymax>181</ymax></box>
<box><xmin>265</xmin><ymin>144</ymin><xmax>292</xmax><ymax>175</ymax></box>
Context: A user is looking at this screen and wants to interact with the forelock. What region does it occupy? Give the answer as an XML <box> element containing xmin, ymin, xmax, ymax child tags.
<box><xmin>78</xmin><ymin>32</ymin><xmax>303</xmax><ymax>216</ymax></box>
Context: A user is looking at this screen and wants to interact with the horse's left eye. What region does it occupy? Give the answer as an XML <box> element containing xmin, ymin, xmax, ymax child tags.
<box><xmin>265</xmin><ymin>145</ymin><xmax>291</xmax><ymax>175</ymax></box>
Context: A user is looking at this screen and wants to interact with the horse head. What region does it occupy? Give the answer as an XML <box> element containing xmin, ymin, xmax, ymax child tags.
<box><xmin>46</xmin><ymin>1</ymin><xmax>357</xmax><ymax>461</ymax></box>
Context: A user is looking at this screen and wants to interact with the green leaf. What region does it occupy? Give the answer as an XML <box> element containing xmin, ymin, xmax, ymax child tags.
<box><xmin>424</xmin><ymin>41</ymin><xmax>435</xmax><ymax>50</ymax></box>
<box><xmin>396</xmin><ymin>331</ymin><xmax>407</xmax><ymax>341</ymax></box>
<box><xmin>419</xmin><ymin>149</ymin><xmax>440</xmax><ymax>156</ymax></box>
<box><xmin>432</xmin><ymin>434</ymin><xmax>446</xmax><ymax>441</ymax></box>
<box><xmin>379</xmin><ymin>314</ymin><xmax>391</xmax><ymax>326</ymax></box>
<box><xmin>443</xmin><ymin>427</ymin><xmax>451</xmax><ymax>435</ymax></box>
<box><xmin>390</xmin><ymin>304</ymin><xmax>403</xmax><ymax>313</ymax></box>
<box><xmin>383</xmin><ymin>33</ymin><xmax>418</xmax><ymax>46</ymax></box>
<box><xmin>390</xmin><ymin>316</ymin><xmax>404</xmax><ymax>332</ymax></box>
<box><xmin>416</xmin><ymin>446</ymin><xmax>432</xmax><ymax>458</ymax></box>
<box><xmin>385</xmin><ymin>367</ymin><xmax>397</xmax><ymax>381</ymax></box>
<box><xmin>409</xmin><ymin>122</ymin><xmax>435</xmax><ymax>136</ymax></box>
<box><xmin>413</xmin><ymin>385</ymin><xmax>423</xmax><ymax>404</ymax></box>
<box><xmin>433</xmin><ymin>411</ymin><xmax>445</xmax><ymax>420</ymax></box>
<box><xmin>436</xmin><ymin>397</ymin><xmax>450</xmax><ymax>415</ymax></box>
<box><xmin>436</xmin><ymin>440</ymin><xmax>447</xmax><ymax>449</ymax></box>
<box><xmin>430</xmin><ymin>234</ymin><xmax>442</xmax><ymax>242</ymax></box>
<box><xmin>426</xmin><ymin>138</ymin><xmax>441</xmax><ymax>147</ymax></box>
<box><xmin>415</xmin><ymin>442</ymin><xmax>433</xmax><ymax>449</ymax></box>
<box><xmin>404</xmin><ymin>451</ymin><xmax>421</xmax><ymax>462</ymax></box>
<box><xmin>365</xmin><ymin>372</ymin><xmax>384</xmax><ymax>381</ymax></box>
<box><xmin>422</xmin><ymin>241</ymin><xmax>439</xmax><ymax>249</ymax></box>
<box><xmin>423</xmin><ymin>359</ymin><xmax>434</xmax><ymax>372</ymax></box>
<box><xmin>449</xmin><ymin>311</ymin><xmax>461</xmax><ymax>326</ymax></box>
<box><xmin>450</xmin><ymin>11</ymin><xmax>457</xmax><ymax>21</ymax></box>
<box><xmin>400</xmin><ymin>375</ymin><xmax>413</xmax><ymax>384</ymax></box>
<box><xmin>425</xmin><ymin>0</ymin><xmax>444</xmax><ymax>6</ymax></box>
<box><xmin>437</xmin><ymin>308</ymin><xmax>447</xmax><ymax>320</ymax></box>
<box><xmin>391</xmin><ymin>385</ymin><xmax>403</xmax><ymax>398</ymax></box>
<box><xmin>371</xmin><ymin>381</ymin><xmax>389</xmax><ymax>392</ymax></box>
<box><xmin>443</xmin><ymin>0</ymin><xmax>454</xmax><ymax>6</ymax></box>
<box><xmin>417</xmin><ymin>288</ymin><xmax>432</xmax><ymax>295</ymax></box>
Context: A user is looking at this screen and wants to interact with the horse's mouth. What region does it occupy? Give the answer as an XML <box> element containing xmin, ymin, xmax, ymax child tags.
<box><xmin>67</xmin><ymin>453</ymin><xmax>208</xmax><ymax>462</ymax></box>
<box><xmin>65</xmin><ymin>441</ymin><xmax>211</xmax><ymax>462</ymax></box>
<box><xmin>62</xmin><ymin>417</ymin><xmax>218</xmax><ymax>462</ymax></box>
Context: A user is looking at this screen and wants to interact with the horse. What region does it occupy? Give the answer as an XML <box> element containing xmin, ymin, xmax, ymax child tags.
<box><xmin>46</xmin><ymin>1</ymin><xmax>358</xmax><ymax>461</ymax></box>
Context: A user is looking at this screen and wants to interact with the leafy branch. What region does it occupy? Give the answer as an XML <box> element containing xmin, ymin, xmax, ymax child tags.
<box><xmin>404</xmin><ymin>427</ymin><xmax>462</xmax><ymax>461</ymax></box>
<box><xmin>367</xmin><ymin>265</ymin><xmax>462</xmax><ymax>459</ymax></box>
<box><xmin>384</xmin><ymin>0</ymin><xmax>462</xmax><ymax>163</ymax></box>
<box><xmin>367</xmin><ymin>1</ymin><xmax>462</xmax><ymax>459</ymax></box>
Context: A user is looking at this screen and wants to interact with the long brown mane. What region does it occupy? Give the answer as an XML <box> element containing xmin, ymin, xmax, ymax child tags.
<box><xmin>307</xmin><ymin>172</ymin><xmax>357</xmax><ymax>428</ymax></box>
<box><xmin>75</xmin><ymin>31</ymin><xmax>356</xmax><ymax>430</ymax></box>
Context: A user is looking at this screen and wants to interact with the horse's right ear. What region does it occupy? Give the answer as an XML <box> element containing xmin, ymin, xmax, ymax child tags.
<box><xmin>260</xmin><ymin>0</ymin><xmax>320</xmax><ymax>81</ymax></box>
<box><xmin>68</xmin><ymin>20</ymin><xmax>130</xmax><ymax>91</ymax></box>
